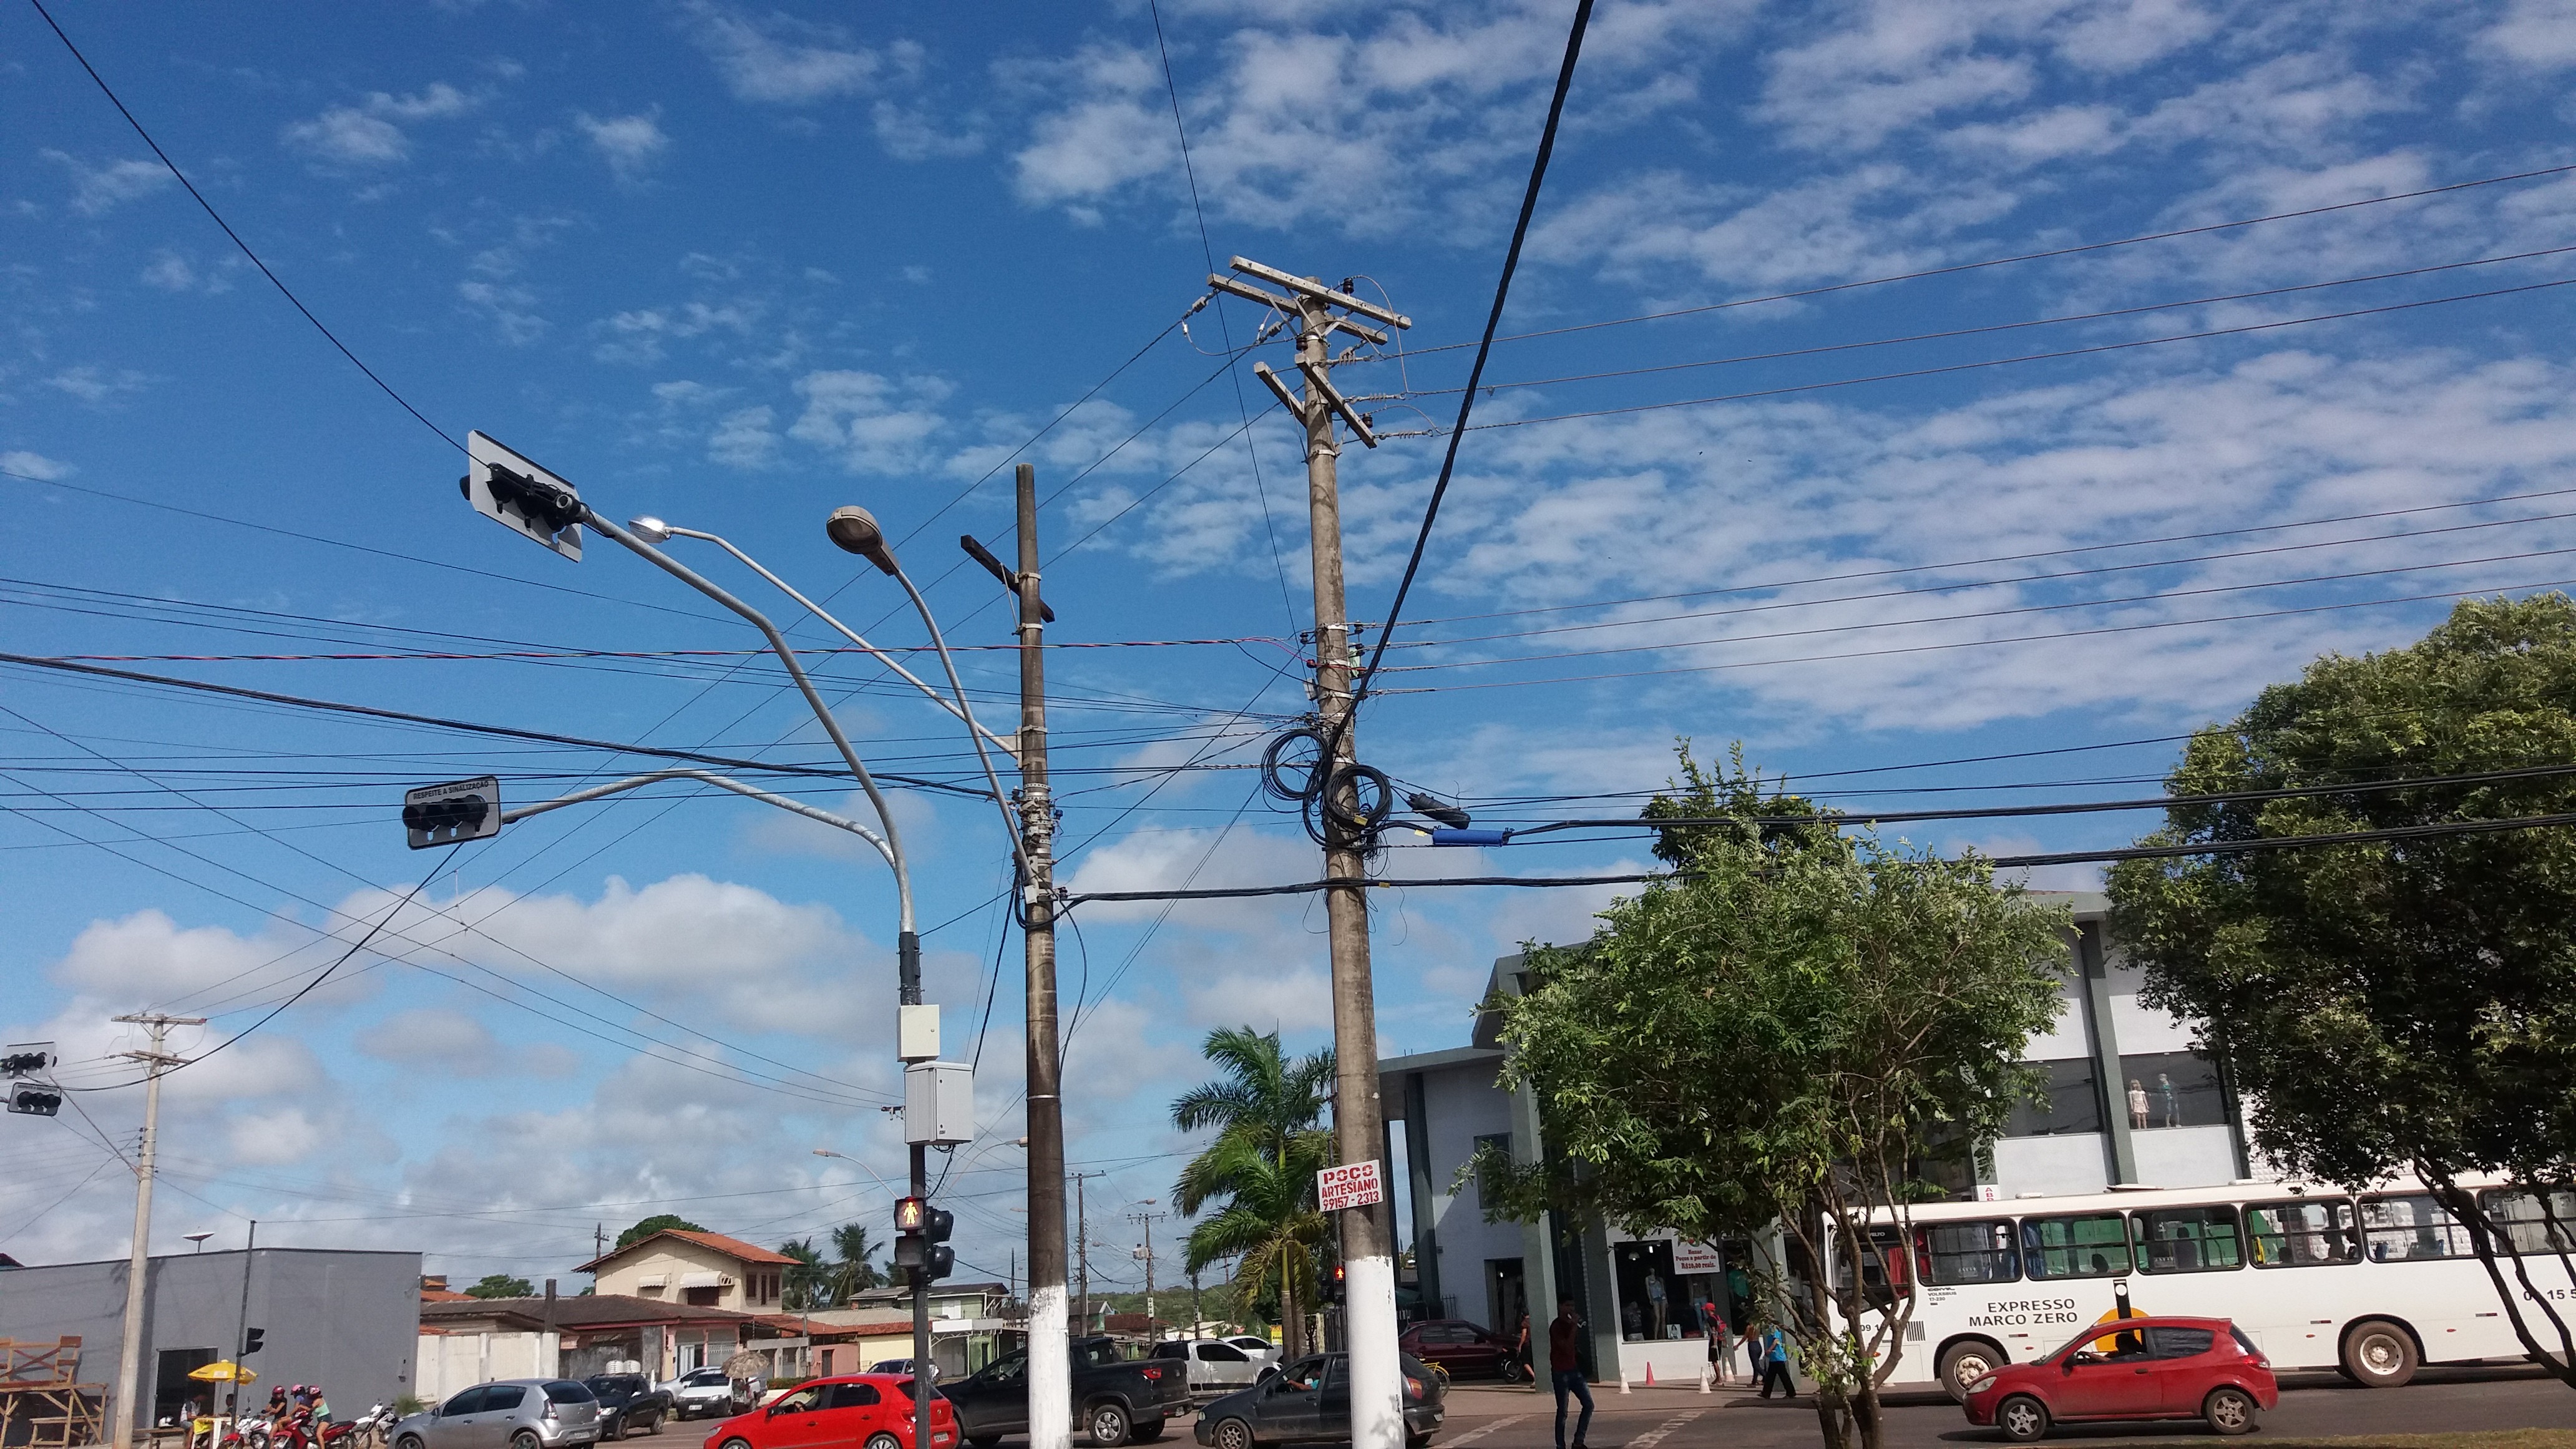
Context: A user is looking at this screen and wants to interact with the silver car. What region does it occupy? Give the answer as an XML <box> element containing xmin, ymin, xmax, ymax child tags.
<box><xmin>392</xmin><ymin>1380</ymin><xmax>601</xmax><ymax>1449</ymax></box>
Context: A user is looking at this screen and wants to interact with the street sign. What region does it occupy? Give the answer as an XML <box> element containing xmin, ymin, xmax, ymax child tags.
<box><xmin>1317</xmin><ymin>1159</ymin><xmax>1384</xmax><ymax>1213</ymax></box>
<box><xmin>403</xmin><ymin>776</ymin><xmax>502</xmax><ymax>849</ymax></box>
<box><xmin>464</xmin><ymin>431</ymin><xmax>584</xmax><ymax>560</ymax></box>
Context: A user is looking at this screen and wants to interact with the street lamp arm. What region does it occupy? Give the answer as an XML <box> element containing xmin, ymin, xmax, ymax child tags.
<box><xmin>666</xmin><ymin>525</ymin><xmax>1024</xmax><ymax>769</ymax></box>
<box><xmin>886</xmin><ymin>558</ymin><xmax>1032</xmax><ymax>884</ymax></box>
<box><xmin>584</xmin><ymin>512</ymin><xmax>915</xmax><ymax>937</ymax></box>
<box><xmin>500</xmin><ymin>768</ymin><xmax>897</xmax><ymax>872</ymax></box>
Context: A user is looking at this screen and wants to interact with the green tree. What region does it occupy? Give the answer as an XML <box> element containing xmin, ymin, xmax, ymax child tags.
<box><xmin>1477</xmin><ymin>748</ymin><xmax>2066</xmax><ymax>1449</ymax></box>
<box><xmin>615</xmin><ymin>1213</ymin><xmax>708</xmax><ymax>1251</ymax></box>
<box><xmin>829</xmin><ymin>1222</ymin><xmax>886</xmax><ymax>1300</ymax></box>
<box><xmin>1171</xmin><ymin>1027</ymin><xmax>1335</xmax><ymax>1359</ymax></box>
<box><xmin>464</xmin><ymin>1273</ymin><xmax>535</xmax><ymax>1299</ymax></box>
<box><xmin>2109</xmin><ymin>593</ymin><xmax>2576</xmax><ymax>1390</ymax></box>
<box><xmin>779</xmin><ymin>1237</ymin><xmax>831</xmax><ymax>1311</ymax></box>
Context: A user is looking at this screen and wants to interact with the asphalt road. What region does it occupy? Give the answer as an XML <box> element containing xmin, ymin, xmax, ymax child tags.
<box><xmin>1415</xmin><ymin>1366</ymin><xmax>2576</xmax><ymax>1449</ymax></box>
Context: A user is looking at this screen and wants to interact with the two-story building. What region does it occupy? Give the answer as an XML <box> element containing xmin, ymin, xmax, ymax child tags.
<box><xmin>1382</xmin><ymin>892</ymin><xmax>2260</xmax><ymax>1387</ymax></box>
<box><xmin>577</xmin><ymin>1229</ymin><xmax>796</xmax><ymax>1315</ymax></box>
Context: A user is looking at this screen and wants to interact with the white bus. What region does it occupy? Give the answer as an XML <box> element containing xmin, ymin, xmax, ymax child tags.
<box><xmin>1823</xmin><ymin>1176</ymin><xmax>2573</xmax><ymax>1398</ymax></box>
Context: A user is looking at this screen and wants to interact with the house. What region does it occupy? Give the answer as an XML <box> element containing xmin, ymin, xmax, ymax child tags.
<box><xmin>419</xmin><ymin>1276</ymin><xmax>472</xmax><ymax>1304</ymax></box>
<box><xmin>802</xmin><ymin>1282</ymin><xmax>1017</xmax><ymax>1378</ymax></box>
<box><xmin>417</xmin><ymin>1294</ymin><xmax>761</xmax><ymax>1395</ymax></box>
<box><xmin>1382</xmin><ymin>893</ymin><xmax>2262</xmax><ymax>1387</ymax></box>
<box><xmin>576</xmin><ymin>1229</ymin><xmax>796</xmax><ymax>1314</ymax></box>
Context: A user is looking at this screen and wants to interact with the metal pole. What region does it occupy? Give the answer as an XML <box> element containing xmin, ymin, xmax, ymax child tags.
<box><xmin>1018</xmin><ymin>462</ymin><xmax>1072</xmax><ymax>1449</ymax></box>
<box><xmin>911</xmin><ymin>1143</ymin><xmax>932</xmax><ymax>1449</ymax></box>
<box><xmin>1128</xmin><ymin>1213</ymin><xmax>1162</xmax><ymax>1340</ymax></box>
<box><xmin>228</xmin><ymin>1221</ymin><xmax>255</xmax><ymax>1429</ymax></box>
<box><xmin>110</xmin><ymin>1014</ymin><xmax>199</xmax><ymax>1449</ymax></box>
<box><xmin>1076</xmin><ymin>1173</ymin><xmax>1091</xmax><ymax>1336</ymax></box>
<box><xmin>1294</xmin><ymin>292</ymin><xmax>1403</xmax><ymax>1449</ymax></box>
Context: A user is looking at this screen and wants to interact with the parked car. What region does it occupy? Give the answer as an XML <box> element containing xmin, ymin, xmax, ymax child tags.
<box><xmin>1192</xmin><ymin>1353</ymin><xmax>1444</xmax><ymax>1449</ymax></box>
<box><xmin>1395</xmin><ymin>1322</ymin><xmax>1525</xmax><ymax>1383</ymax></box>
<box><xmin>390</xmin><ymin>1380</ymin><xmax>602</xmax><ymax>1449</ymax></box>
<box><xmin>868</xmin><ymin>1362</ymin><xmax>939</xmax><ymax>1383</ymax></box>
<box><xmin>657</xmin><ymin>1370</ymin><xmax>737</xmax><ymax>1422</ymax></box>
<box><xmin>699</xmin><ymin>1375</ymin><xmax>954</xmax><ymax>1449</ymax></box>
<box><xmin>1143</xmin><ymin>1341</ymin><xmax>1266</xmax><ymax>1398</ymax></box>
<box><xmin>1961</xmin><ymin>1317</ymin><xmax>2278</xmax><ymax>1442</ymax></box>
<box><xmin>582</xmin><ymin>1377</ymin><xmax>671</xmax><ymax>1440</ymax></box>
<box><xmin>1217</xmin><ymin>1340</ymin><xmax>1279</xmax><ymax>1369</ymax></box>
<box><xmin>940</xmin><ymin>1335</ymin><xmax>1193</xmax><ymax>1448</ymax></box>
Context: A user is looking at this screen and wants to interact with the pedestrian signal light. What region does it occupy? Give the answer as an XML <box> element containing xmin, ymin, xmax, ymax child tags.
<box><xmin>895</xmin><ymin>1196</ymin><xmax>926</xmax><ymax>1232</ymax></box>
<box><xmin>242</xmin><ymin>1328</ymin><xmax>265</xmax><ymax>1356</ymax></box>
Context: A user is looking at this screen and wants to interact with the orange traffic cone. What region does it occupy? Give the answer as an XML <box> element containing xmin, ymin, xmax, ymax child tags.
<box><xmin>1645</xmin><ymin>1363</ymin><xmax>1656</xmax><ymax>1388</ymax></box>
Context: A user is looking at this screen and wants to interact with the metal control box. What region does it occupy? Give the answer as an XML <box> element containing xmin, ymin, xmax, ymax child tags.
<box><xmin>897</xmin><ymin>1003</ymin><xmax>941</xmax><ymax>1063</ymax></box>
<box><xmin>904</xmin><ymin>1060</ymin><xmax>973</xmax><ymax>1145</ymax></box>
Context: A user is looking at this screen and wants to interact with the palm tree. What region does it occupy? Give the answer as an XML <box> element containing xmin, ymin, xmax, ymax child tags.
<box><xmin>1172</xmin><ymin>1027</ymin><xmax>1336</xmax><ymax>1357</ymax></box>
<box><xmin>779</xmin><ymin>1237</ymin><xmax>831</xmax><ymax>1312</ymax></box>
<box><xmin>830</xmin><ymin>1221</ymin><xmax>885</xmax><ymax>1303</ymax></box>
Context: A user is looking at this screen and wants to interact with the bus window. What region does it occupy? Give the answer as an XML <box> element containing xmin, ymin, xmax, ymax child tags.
<box><xmin>2360</xmin><ymin>1194</ymin><xmax>2476</xmax><ymax>1262</ymax></box>
<box><xmin>2481</xmin><ymin>1189</ymin><xmax>2576</xmax><ymax>1254</ymax></box>
<box><xmin>1913</xmin><ymin>1220</ymin><xmax>2019</xmax><ymax>1284</ymax></box>
<box><xmin>1832</xmin><ymin>1225</ymin><xmax>1910</xmax><ymax>1307</ymax></box>
<box><xmin>2132</xmin><ymin>1205</ymin><xmax>2243</xmax><ymax>1273</ymax></box>
<box><xmin>2245</xmin><ymin>1198</ymin><xmax>2358</xmax><ymax>1267</ymax></box>
<box><xmin>2021</xmin><ymin>1213</ymin><xmax>2132</xmax><ymax>1279</ymax></box>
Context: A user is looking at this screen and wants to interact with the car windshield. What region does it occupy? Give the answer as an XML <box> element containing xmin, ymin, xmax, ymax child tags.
<box><xmin>2049</xmin><ymin>1320</ymin><xmax>2155</xmax><ymax>1360</ymax></box>
<box><xmin>543</xmin><ymin>1383</ymin><xmax>594</xmax><ymax>1405</ymax></box>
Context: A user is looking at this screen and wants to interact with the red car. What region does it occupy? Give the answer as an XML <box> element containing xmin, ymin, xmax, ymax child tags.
<box><xmin>1961</xmin><ymin>1315</ymin><xmax>2276</xmax><ymax>1441</ymax></box>
<box><xmin>1397</xmin><ymin>1320</ymin><xmax>1529</xmax><ymax>1383</ymax></box>
<box><xmin>703</xmin><ymin>1376</ymin><xmax>956</xmax><ymax>1449</ymax></box>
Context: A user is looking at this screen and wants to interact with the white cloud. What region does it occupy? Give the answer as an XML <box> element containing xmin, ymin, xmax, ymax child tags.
<box><xmin>1182</xmin><ymin>965</ymin><xmax>1334</xmax><ymax>1032</ymax></box>
<box><xmin>0</xmin><ymin>449</ymin><xmax>74</xmax><ymax>481</ymax></box>
<box><xmin>459</xmin><ymin>280</ymin><xmax>548</xmax><ymax>344</ymax></box>
<box><xmin>579</xmin><ymin>110</ymin><xmax>670</xmax><ymax>181</ymax></box>
<box><xmin>788</xmin><ymin>369</ymin><xmax>954</xmax><ymax>474</ymax></box>
<box><xmin>283</xmin><ymin>81</ymin><xmax>481</xmax><ymax>167</ymax></box>
<box><xmin>681</xmin><ymin>2</ymin><xmax>882</xmax><ymax>104</ymax></box>
<box><xmin>44</xmin><ymin>366</ymin><xmax>151</xmax><ymax>404</ymax></box>
<box><xmin>710</xmin><ymin>405</ymin><xmax>781</xmax><ymax>468</ymax></box>
<box><xmin>41</xmin><ymin>151</ymin><xmax>172</xmax><ymax>215</ymax></box>
<box><xmin>139</xmin><ymin>253</ymin><xmax>197</xmax><ymax>291</ymax></box>
<box><xmin>2478</xmin><ymin>0</ymin><xmax>2576</xmax><ymax>69</ymax></box>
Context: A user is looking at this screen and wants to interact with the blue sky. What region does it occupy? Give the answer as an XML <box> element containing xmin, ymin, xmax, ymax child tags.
<box><xmin>4</xmin><ymin>0</ymin><xmax>2574</xmax><ymax>1292</ymax></box>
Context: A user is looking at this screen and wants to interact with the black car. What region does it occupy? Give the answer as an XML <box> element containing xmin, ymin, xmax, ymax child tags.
<box><xmin>583</xmin><ymin>1375</ymin><xmax>672</xmax><ymax>1440</ymax></box>
<box><xmin>942</xmin><ymin>1335</ymin><xmax>1194</xmax><ymax>1448</ymax></box>
<box><xmin>1192</xmin><ymin>1353</ymin><xmax>1444</xmax><ymax>1449</ymax></box>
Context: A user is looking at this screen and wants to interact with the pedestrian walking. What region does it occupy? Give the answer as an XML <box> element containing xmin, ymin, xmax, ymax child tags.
<box><xmin>1757</xmin><ymin>1325</ymin><xmax>1794</xmax><ymax>1400</ymax></box>
<box><xmin>1516</xmin><ymin>1312</ymin><xmax>1538</xmax><ymax>1390</ymax></box>
<box><xmin>1549</xmin><ymin>1298</ymin><xmax>1594</xmax><ymax>1449</ymax></box>
<box><xmin>1704</xmin><ymin>1310</ymin><xmax>1731</xmax><ymax>1385</ymax></box>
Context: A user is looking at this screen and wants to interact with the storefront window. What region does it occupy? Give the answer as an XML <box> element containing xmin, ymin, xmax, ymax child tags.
<box><xmin>2022</xmin><ymin>1213</ymin><xmax>2132</xmax><ymax>1278</ymax></box>
<box><xmin>1612</xmin><ymin>1239</ymin><xmax>1689</xmax><ymax>1341</ymax></box>
<box><xmin>2115</xmin><ymin>1053</ymin><xmax>2227</xmax><ymax>1129</ymax></box>
<box><xmin>2005</xmin><ymin>1060</ymin><xmax>2101</xmax><ymax>1136</ymax></box>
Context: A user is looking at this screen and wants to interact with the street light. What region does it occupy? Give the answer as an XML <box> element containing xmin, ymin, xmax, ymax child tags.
<box><xmin>183</xmin><ymin>1232</ymin><xmax>213</xmax><ymax>1254</ymax></box>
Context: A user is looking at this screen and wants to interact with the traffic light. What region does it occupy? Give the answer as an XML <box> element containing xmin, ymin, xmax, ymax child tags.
<box><xmin>403</xmin><ymin>777</ymin><xmax>501</xmax><ymax>849</ymax></box>
<box><xmin>893</xmin><ymin>1198</ymin><xmax>955</xmax><ymax>1284</ymax></box>
<box><xmin>242</xmin><ymin>1329</ymin><xmax>265</xmax><ymax>1357</ymax></box>
<box><xmin>1329</xmin><ymin>1263</ymin><xmax>1347</xmax><ymax>1305</ymax></box>
<box><xmin>7</xmin><ymin>1083</ymin><xmax>61</xmax><ymax>1116</ymax></box>
<box><xmin>462</xmin><ymin>432</ymin><xmax>585</xmax><ymax>560</ymax></box>
<box><xmin>1</xmin><ymin>1046</ymin><xmax>52</xmax><ymax>1076</ymax></box>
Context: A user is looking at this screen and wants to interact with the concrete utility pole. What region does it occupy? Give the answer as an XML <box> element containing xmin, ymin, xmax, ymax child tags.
<box><xmin>1216</xmin><ymin>256</ymin><xmax>1410</xmax><ymax>1449</ymax></box>
<box><xmin>1071</xmin><ymin>1170</ymin><xmax>1106</xmax><ymax>1334</ymax></box>
<box><xmin>111</xmin><ymin>1013</ymin><xmax>203</xmax><ymax>1449</ymax></box>
<box><xmin>1014</xmin><ymin>462</ymin><xmax>1073</xmax><ymax>1449</ymax></box>
<box><xmin>226</xmin><ymin>1220</ymin><xmax>255</xmax><ymax>1430</ymax></box>
<box><xmin>1127</xmin><ymin>1211</ymin><xmax>1165</xmax><ymax>1339</ymax></box>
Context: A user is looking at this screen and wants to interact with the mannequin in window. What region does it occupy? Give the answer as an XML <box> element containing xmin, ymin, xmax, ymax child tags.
<box><xmin>1644</xmin><ymin>1271</ymin><xmax>1667</xmax><ymax>1338</ymax></box>
<box><xmin>2157</xmin><ymin>1073</ymin><xmax>2179</xmax><ymax>1128</ymax></box>
<box><xmin>2127</xmin><ymin>1079</ymin><xmax>2149</xmax><ymax>1129</ymax></box>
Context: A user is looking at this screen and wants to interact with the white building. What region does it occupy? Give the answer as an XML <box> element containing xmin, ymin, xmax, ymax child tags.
<box><xmin>1380</xmin><ymin>892</ymin><xmax>2256</xmax><ymax>1385</ymax></box>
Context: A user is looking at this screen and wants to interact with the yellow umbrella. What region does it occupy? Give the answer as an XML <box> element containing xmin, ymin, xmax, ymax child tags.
<box><xmin>189</xmin><ymin>1362</ymin><xmax>256</xmax><ymax>1383</ymax></box>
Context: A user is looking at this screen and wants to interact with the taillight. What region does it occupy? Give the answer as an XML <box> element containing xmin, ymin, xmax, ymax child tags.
<box><xmin>1139</xmin><ymin>1368</ymin><xmax>1161</xmax><ymax>1381</ymax></box>
<box><xmin>542</xmin><ymin>1402</ymin><xmax>558</xmax><ymax>1421</ymax></box>
<box><xmin>1403</xmin><ymin>1378</ymin><xmax>1423</xmax><ymax>1400</ymax></box>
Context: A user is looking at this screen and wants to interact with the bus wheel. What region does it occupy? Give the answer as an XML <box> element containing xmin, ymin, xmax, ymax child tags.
<box><xmin>2341</xmin><ymin>1320</ymin><xmax>2418</xmax><ymax>1387</ymax></box>
<box><xmin>1937</xmin><ymin>1340</ymin><xmax>2005</xmax><ymax>1403</ymax></box>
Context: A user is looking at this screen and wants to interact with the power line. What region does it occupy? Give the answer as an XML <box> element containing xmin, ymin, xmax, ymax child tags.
<box><xmin>1343</xmin><ymin>0</ymin><xmax>1597</xmax><ymax>729</ymax></box>
<box><xmin>26</xmin><ymin>0</ymin><xmax>460</xmax><ymax>451</ymax></box>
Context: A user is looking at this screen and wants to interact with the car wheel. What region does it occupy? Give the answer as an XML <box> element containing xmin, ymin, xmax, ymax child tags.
<box><xmin>720</xmin><ymin>1438</ymin><xmax>753</xmax><ymax>1449</ymax></box>
<box><xmin>969</xmin><ymin>1437</ymin><xmax>1003</xmax><ymax>1449</ymax></box>
<box><xmin>2343</xmin><ymin>1319</ymin><xmax>2419</xmax><ymax>1387</ymax></box>
<box><xmin>646</xmin><ymin>1416</ymin><xmax>663</xmax><ymax>1437</ymax></box>
<box><xmin>1086</xmin><ymin>1403</ymin><xmax>1131</xmax><ymax>1448</ymax></box>
<box><xmin>866</xmin><ymin>1434</ymin><xmax>903</xmax><ymax>1449</ymax></box>
<box><xmin>1995</xmin><ymin>1395</ymin><xmax>2049</xmax><ymax>1443</ymax></box>
<box><xmin>1936</xmin><ymin>1340</ymin><xmax>2005</xmax><ymax>1404</ymax></box>
<box><xmin>396</xmin><ymin>1436</ymin><xmax>426</xmax><ymax>1449</ymax></box>
<box><xmin>511</xmin><ymin>1432</ymin><xmax>542</xmax><ymax>1449</ymax></box>
<box><xmin>2203</xmin><ymin>1387</ymin><xmax>2258</xmax><ymax>1437</ymax></box>
<box><xmin>1211</xmin><ymin>1418</ymin><xmax>1256</xmax><ymax>1449</ymax></box>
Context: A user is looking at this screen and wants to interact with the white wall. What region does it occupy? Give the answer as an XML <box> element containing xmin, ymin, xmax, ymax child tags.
<box><xmin>2022</xmin><ymin>964</ymin><xmax>2091</xmax><ymax>1062</ymax></box>
<box><xmin>2130</xmin><ymin>1125</ymin><xmax>2241</xmax><ymax>1189</ymax></box>
<box><xmin>2104</xmin><ymin>954</ymin><xmax>2198</xmax><ymax>1056</ymax></box>
<box><xmin>1413</xmin><ymin>1059</ymin><xmax>1524</xmax><ymax>1323</ymax></box>
<box><xmin>415</xmin><ymin>1332</ymin><xmax>556</xmax><ymax>1404</ymax></box>
<box><xmin>1993</xmin><ymin>1134</ymin><xmax>2110</xmax><ymax>1199</ymax></box>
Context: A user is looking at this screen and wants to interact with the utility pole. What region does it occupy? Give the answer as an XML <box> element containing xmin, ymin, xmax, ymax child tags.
<box><xmin>1189</xmin><ymin>1269</ymin><xmax>1203</xmax><ymax>1339</ymax></box>
<box><xmin>227</xmin><ymin>1221</ymin><xmax>255</xmax><ymax>1430</ymax></box>
<box><xmin>1012</xmin><ymin>462</ymin><xmax>1072</xmax><ymax>1449</ymax></box>
<box><xmin>1070</xmin><ymin>1170</ymin><xmax>1106</xmax><ymax>1335</ymax></box>
<box><xmin>110</xmin><ymin>1013</ymin><xmax>202</xmax><ymax>1449</ymax></box>
<box><xmin>1214</xmin><ymin>256</ymin><xmax>1410</xmax><ymax>1449</ymax></box>
<box><xmin>1126</xmin><ymin>1212</ymin><xmax>1164</xmax><ymax>1340</ymax></box>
